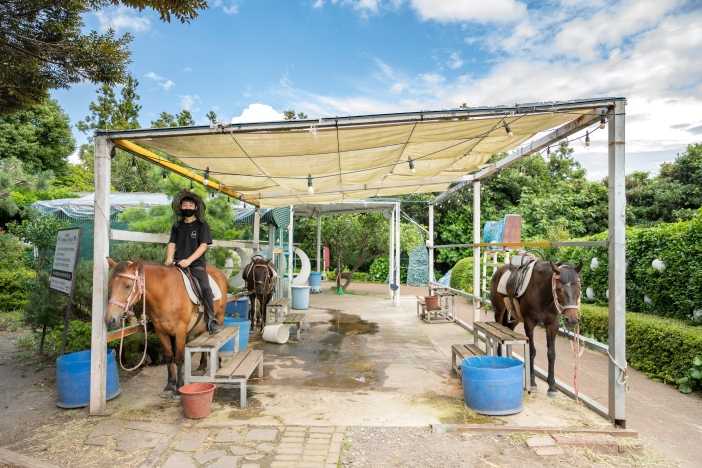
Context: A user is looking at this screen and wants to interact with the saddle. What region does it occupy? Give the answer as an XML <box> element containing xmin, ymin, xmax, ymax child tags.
<box><xmin>497</xmin><ymin>255</ymin><xmax>537</xmax><ymax>323</ymax></box>
<box><xmin>177</xmin><ymin>266</ymin><xmax>222</xmax><ymax>335</ymax></box>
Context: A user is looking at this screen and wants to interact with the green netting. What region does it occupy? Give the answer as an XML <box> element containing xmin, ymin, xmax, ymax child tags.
<box><xmin>406</xmin><ymin>242</ymin><xmax>429</xmax><ymax>286</ymax></box>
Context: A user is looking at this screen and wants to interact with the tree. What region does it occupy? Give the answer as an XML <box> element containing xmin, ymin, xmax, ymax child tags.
<box><xmin>175</xmin><ymin>110</ymin><xmax>195</xmax><ymax>126</ymax></box>
<box><xmin>0</xmin><ymin>157</ymin><xmax>53</xmax><ymax>219</ymax></box>
<box><xmin>151</xmin><ymin>112</ymin><xmax>176</xmax><ymax>128</ymax></box>
<box><xmin>283</xmin><ymin>110</ymin><xmax>308</xmax><ymax>120</ymax></box>
<box><xmin>205</xmin><ymin>111</ymin><xmax>217</xmax><ymax>124</ymax></box>
<box><xmin>0</xmin><ymin>99</ymin><xmax>76</xmax><ymax>175</ymax></box>
<box><xmin>8</xmin><ymin>215</ymin><xmax>69</xmax><ymax>274</ymax></box>
<box><xmin>0</xmin><ymin>0</ymin><xmax>208</xmax><ymax>116</ymax></box>
<box><xmin>151</xmin><ymin>109</ymin><xmax>194</xmax><ymax>128</ymax></box>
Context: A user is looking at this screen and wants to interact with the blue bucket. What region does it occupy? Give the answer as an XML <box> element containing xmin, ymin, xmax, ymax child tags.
<box><xmin>309</xmin><ymin>272</ymin><xmax>322</xmax><ymax>293</ymax></box>
<box><xmin>461</xmin><ymin>356</ymin><xmax>523</xmax><ymax>415</ymax></box>
<box><xmin>291</xmin><ymin>285</ymin><xmax>310</xmax><ymax>310</ymax></box>
<box><xmin>57</xmin><ymin>349</ymin><xmax>120</xmax><ymax>408</ymax></box>
<box><xmin>221</xmin><ymin>317</ymin><xmax>250</xmax><ymax>351</ymax></box>
<box><xmin>225</xmin><ymin>295</ymin><xmax>250</xmax><ymax>318</ymax></box>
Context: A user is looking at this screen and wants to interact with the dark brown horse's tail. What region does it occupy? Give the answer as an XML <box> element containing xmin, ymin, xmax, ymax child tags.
<box><xmin>490</xmin><ymin>267</ymin><xmax>509</xmax><ymax>327</ymax></box>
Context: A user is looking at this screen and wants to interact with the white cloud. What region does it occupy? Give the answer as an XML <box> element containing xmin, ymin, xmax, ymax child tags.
<box><xmin>224</xmin><ymin>4</ymin><xmax>239</xmax><ymax>14</ymax></box>
<box><xmin>409</xmin><ymin>0</ymin><xmax>526</xmax><ymax>23</ymax></box>
<box><xmin>67</xmin><ymin>151</ymin><xmax>80</xmax><ymax>165</ymax></box>
<box><xmin>94</xmin><ymin>6</ymin><xmax>151</xmax><ymax>33</ymax></box>
<box><xmin>180</xmin><ymin>95</ymin><xmax>201</xmax><ymax>111</ymax></box>
<box><xmin>231</xmin><ymin>104</ymin><xmax>285</xmax><ymax>124</ymax></box>
<box><xmin>447</xmin><ymin>51</ymin><xmax>464</xmax><ymax>70</ymax></box>
<box><xmin>313</xmin><ymin>0</ymin><xmax>324</xmax><ymax>7</ymax></box>
<box><xmin>145</xmin><ymin>72</ymin><xmax>176</xmax><ymax>91</ymax></box>
<box><xmin>182</xmin><ymin>67</ymin><xmax>193</xmax><ymax>72</ymax></box>
<box><xmin>160</xmin><ymin>80</ymin><xmax>175</xmax><ymax>91</ymax></box>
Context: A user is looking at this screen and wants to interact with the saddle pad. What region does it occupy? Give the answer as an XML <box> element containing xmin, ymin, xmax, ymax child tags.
<box><xmin>497</xmin><ymin>261</ymin><xmax>536</xmax><ymax>298</ymax></box>
<box><xmin>179</xmin><ymin>269</ymin><xmax>222</xmax><ymax>305</ymax></box>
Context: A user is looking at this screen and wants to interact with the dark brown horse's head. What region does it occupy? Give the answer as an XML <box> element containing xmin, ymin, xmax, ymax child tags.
<box><xmin>550</xmin><ymin>261</ymin><xmax>583</xmax><ymax>330</ymax></box>
<box><xmin>105</xmin><ymin>257</ymin><xmax>143</xmax><ymax>330</ymax></box>
<box><xmin>245</xmin><ymin>257</ymin><xmax>275</xmax><ymax>297</ymax></box>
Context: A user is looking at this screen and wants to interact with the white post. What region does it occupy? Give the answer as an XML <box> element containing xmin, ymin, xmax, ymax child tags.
<box><xmin>388</xmin><ymin>207</ymin><xmax>395</xmax><ymax>300</ymax></box>
<box><xmin>288</xmin><ymin>206</ymin><xmax>293</xmax><ymax>297</ymax></box>
<box><xmin>316</xmin><ymin>214</ymin><xmax>321</xmax><ymax>273</ymax></box>
<box><xmin>395</xmin><ymin>202</ymin><xmax>401</xmax><ymax>306</ymax></box>
<box><xmin>608</xmin><ymin>100</ymin><xmax>627</xmax><ymax>427</ymax></box>
<box><xmin>428</xmin><ymin>204</ymin><xmax>434</xmax><ymax>294</ymax></box>
<box><xmin>473</xmin><ymin>180</ymin><xmax>481</xmax><ymax>325</ymax></box>
<box><xmin>253</xmin><ymin>206</ymin><xmax>260</xmax><ymax>254</ymax></box>
<box><xmin>90</xmin><ymin>135</ymin><xmax>110</xmax><ymax>415</ymax></box>
<box><xmin>268</xmin><ymin>224</ymin><xmax>275</xmax><ymax>259</ymax></box>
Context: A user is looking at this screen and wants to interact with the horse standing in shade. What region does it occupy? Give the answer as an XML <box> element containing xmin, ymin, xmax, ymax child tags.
<box><xmin>241</xmin><ymin>255</ymin><xmax>277</xmax><ymax>332</ymax></box>
<box><xmin>104</xmin><ymin>258</ymin><xmax>229</xmax><ymax>396</ymax></box>
<box><xmin>490</xmin><ymin>260</ymin><xmax>583</xmax><ymax>396</ymax></box>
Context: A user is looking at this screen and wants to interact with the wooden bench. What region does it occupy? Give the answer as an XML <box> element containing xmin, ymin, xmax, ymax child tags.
<box><xmin>266</xmin><ymin>297</ymin><xmax>291</xmax><ymax>325</ymax></box>
<box><xmin>215</xmin><ymin>350</ymin><xmax>264</xmax><ymax>407</ymax></box>
<box><xmin>184</xmin><ymin>326</ymin><xmax>239</xmax><ymax>385</ymax></box>
<box><xmin>451</xmin><ymin>344</ymin><xmax>487</xmax><ymax>375</ymax></box>
<box><xmin>473</xmin><ymin>321</ymin><xmax>531</xmax><ymax>392</ymax></box>
<box><xmin>416</xmin><ymin>298</ymin><xmax>453</xmax><ymax>324</ymax></box>
<box><xmin>283</xmin><ymin>313</ymin><xmax>306</xmax><ymax>340</ymax></box>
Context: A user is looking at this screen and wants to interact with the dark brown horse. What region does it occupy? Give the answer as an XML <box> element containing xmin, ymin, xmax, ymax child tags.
<box><xmin>104</xmin><ymin>258</ymin><xmax>228</xmax><ymax>396</ymax></box>
<box><xmin>490</xmin><ymin>260</ymin><xmax>583</xmax><ymax>396</ymax></box>
<box><xmin>241</xmin><ymin>255</ymin><xmax>276</xmax><ymax>332</ymax></box>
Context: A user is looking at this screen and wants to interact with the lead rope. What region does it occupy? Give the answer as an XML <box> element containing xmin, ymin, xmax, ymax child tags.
<box><xmin>117</xmin><ymin>271</ymin><xmax>148</xmax><ymax>372</ymax></box>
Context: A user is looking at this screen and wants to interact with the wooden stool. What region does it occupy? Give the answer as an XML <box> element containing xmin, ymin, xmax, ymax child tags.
<box><xmin>451</xmin><ymin>344</ymin><xmax>487</xmax><ymax>375</ymax></box>
<box><xmin>283</xmin><ymin>313</ymin><xmax>306</xmax><ymax>340</ymax></box>
<box><xmin>473</xmin><ymin>321</ymin><xmax>531</xmax><ymax>392</ymax></box>
<box><xmin>266</xmin><ymin>298</ymin><xmax>291</xmax><ymax>325</ymax></box>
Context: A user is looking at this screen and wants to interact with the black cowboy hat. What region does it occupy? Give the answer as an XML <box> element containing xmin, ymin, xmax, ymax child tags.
<box><xmin>171</xmin><ymin>189</ymin><xmax>207</xmax><ymax>226</ymax></box>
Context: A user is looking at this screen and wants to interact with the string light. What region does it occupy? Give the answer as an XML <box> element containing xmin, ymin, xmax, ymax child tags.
<box><xmin>546</xmin><ymin>146</ymin><xmax>550</xmax><ymax>158</ymax></box>
<box><xmin>307</xmin><ymin>174</ymin><xmax>314</xmax><ymax>195</ymax></box>
<box><xmin>504</xmin><ymin>123</ymin><xmax>514</xmax><ymax>138</ymax></box>
<box><xmin>162</xmin><ymin>169</ymin><xmax>167</xmax><ymax>183</ymax></box>
<box><xmin>131</xmin><ymin>157</ymin><xmax>137</xmax><ymax>172</ymax></box>
<box><xmin>519</xmin><ymin>165</ymin><xmax>524</xmax><ymax>176</ymax></box>
<box><xmin>600</xmin><ymin>112</ymin><xmax>606</xmax><ymax>129</ymax></box>
<box><xmin>498</xmin><ymin>170</ymin><xmax>502</xmax><ymax>178</ymax></box>
<box><xmin>203</xmin><ymin>167</ymin><xmax>210</xmax><ymax>186</ymax></box>
<box><xmin>189</xmin><ymin>180</ymin><xmax>193</xmax><ymax>191</ymax></box>
<box><xmin>585</xmin><ymin>131</ymin><xmax>590</xmax><ymax>147</ymax></box>
<box><xmin>408</xmin><ymin>157</ymin><xmax>416</xmax><ymax>174</ymax></box>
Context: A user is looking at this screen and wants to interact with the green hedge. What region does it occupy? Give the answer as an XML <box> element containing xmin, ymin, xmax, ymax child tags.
<box><xmin>450</xmin><ymin>257</ymin><xmax>473</xmax><ymax>293</ymax></box>
<box><xmin>328</xmin><ymin>270</ymin><xmax>371</xmax><ymax>283</ymax></box>
<box><xmin>559</xmin><ymin>211</ymin><xmax>702</xmax><ymax>320</ymax></box>
<box><xmin>580</xmin><ymin>304</ymin><xmax>702</xmax><ymax>391</ymax></box>
<box><xmin>0</xmin><ymin>269</ymin><xmax>35</xmax><ymax>311</ymax></box>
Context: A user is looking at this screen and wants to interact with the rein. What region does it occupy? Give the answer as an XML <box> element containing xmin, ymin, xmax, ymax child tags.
<box><xmin>244</xmin><ymin>258</ymin><xmax>275</xmax><ymax>328</ymax></box>
<box><xmin>109</xmin><ymin>263</ymin><xmax>149</xmax><ymax>371</ymax></box>
<box><xmin>552</xmin><ymin>271</ymin><xmax>585</xmax><ymax>402</ymax></box>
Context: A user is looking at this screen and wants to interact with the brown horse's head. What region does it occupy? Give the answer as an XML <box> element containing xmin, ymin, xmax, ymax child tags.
<box><xmin>550</xmin><ymin>261</ymin><xmax>583</xmax><ymax>330</ymax></box>
<box><xmin>105</xmin><ymin>258</ymin><xmax>143</xmax><ymax>330</ymax></box>
<box><xmin>248</xmin><ymin>258</ymin><xmax>273</xmax><ymax>296</ymax></box>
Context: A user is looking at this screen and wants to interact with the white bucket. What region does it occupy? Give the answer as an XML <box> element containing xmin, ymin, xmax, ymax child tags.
<box><xmin>262</xmin><ymin>324</ymin><xmax>289</xmax><ymax>344</ymax></box>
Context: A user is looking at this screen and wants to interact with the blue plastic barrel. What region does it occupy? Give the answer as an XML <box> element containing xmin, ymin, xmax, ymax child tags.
<box><xmin>291</xmin><ymin>285</ymin><xmax>310</xmax><ymax>309</ymax></box>
<box><xmin>220</xmin><ymin>317</ymin><xmax>250</xmax><ymax>351</ymax></box>
<box><xmin>309</xmin><ymin>272</ymin><xmax>322</xmax><ymax>293</ymax></box>
<box><xmin>225</xmin><ymin>294</ymin><xmax>250</xmax><ymax>318</ymax></box>
<box><xmin>57</xmin><ymin>349</ymin><xmax>120</xmax><ymax>408</ymax></box>
<box><xmin>461</xmin><ymin>356</ymin><xmax>523</xmax><ymax>415</ymax></box>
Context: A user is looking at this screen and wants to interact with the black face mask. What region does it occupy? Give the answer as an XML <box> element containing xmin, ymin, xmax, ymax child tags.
<box><xmin>181</xmin><ymin>208</ymin><xmax>196</xmax><ymax>218</ymax></box>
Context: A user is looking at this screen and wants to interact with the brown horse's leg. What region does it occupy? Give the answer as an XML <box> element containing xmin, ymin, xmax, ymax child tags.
<box><xmin>174</xmin><ymin>327</ymin><xmax>187</xmax><ymax>394</ymax></box>
<box><xmin>545</xmin><ymin>320</ymin><xmax>559</xmax><ymax>397</ymax></box>
<box><xmin>196</xmin><ymin>334</ymin><xmax>208</xmax><ymax>375</ymax></box>
<box><xmin>155</xmin><ymin>329</ymin><xmax>176</xmax><ymax>397</ymax></box>
<box><xmin>523</xmin><ymin>317</ymin><xmax>538</xmax><ymax>391</ymax></box>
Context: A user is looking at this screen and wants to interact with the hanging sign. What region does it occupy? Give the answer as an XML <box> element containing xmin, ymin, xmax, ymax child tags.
<box><xmin>50</xmin><ymin>227</ymin><xmax>82</xmax><ymax>295</ymax></box>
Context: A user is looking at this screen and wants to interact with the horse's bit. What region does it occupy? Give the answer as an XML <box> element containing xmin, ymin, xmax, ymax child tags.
<box><xmin>551</xmin><ymin>272</ymin><xmax>581</xmax><ymax>315</ymax></box>
<box><xmin>109</xmin><ymin>261</ymin><xmax>145</xmax><ymax>320</ymax></box>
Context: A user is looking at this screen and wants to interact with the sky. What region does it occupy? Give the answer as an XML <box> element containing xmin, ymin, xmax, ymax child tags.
<box><xmin>53</xmin><ymin>0</ymin><xmax>702</xmax><ymax>181</ymax></box>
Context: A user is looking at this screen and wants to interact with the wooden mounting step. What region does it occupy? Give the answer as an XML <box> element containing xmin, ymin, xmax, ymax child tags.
<box><xmin>269</xmin><ymin>298</ymin><xmax>291</xmax><ymax>307</ymax></box>
<box><xmin>187</xmin><ymin>326</ymin><xmax>239</xmax><ymax>349</ymax></box>
<box><xmin>216</xmin><ymin>350</ymin><xmax>264</xmax><ymax>379</ymax></box>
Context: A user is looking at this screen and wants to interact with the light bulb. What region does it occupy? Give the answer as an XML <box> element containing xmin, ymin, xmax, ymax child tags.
<box><xmin>203</xmin><ymin>167</ymin><xmax>210</xmax><ymax>186</ymax></box>
<box><xmin>546</xmin><ymin>146</ymin><xmax>550</xmax><ymax>158</ymax></box>
<box><xmin>307</xmin><ymin>174</ymin><xmax>314</xmax><ymax>195</ymax></box>
<box><xmin>189</xmin><ymin>180</ymin><xmax>193</xmax><ymax>191</ymax></box>
<box><xmin>408</xmin><ymin>157</ymin><xmax>416</xmax><ymax>174</ymax></box>
<box><xmin>585</xmin><ymin>131</ymin><xmax>590</xmax><ymax>147</ymax></box>
<box><xmin>519</xmin><ymin>165</ymin><xmax>524</xmax><ymax>176</ymax></box>
<box><xmin>162</xmin><ymin>170</ymin><xmax>167</xmax><ymax>183</ymax></box>
<box><xmin>131</xmin><ymin>157</ymin><xmax>137</xmax><ymax>172</ymax></box>
<box><xmin>498</xmin><ymin>170</ymin><xmax>502</xmax><ymax>178</ymax></box>
<box><xmin>600</xmin><ymin>114</ymin><xmax>606</xmax><ymax>129</ymax></box>
<box><xmin>505</xmin><ymin>123</ymin><xmax>513</xmax><ymax>138</ymax></box>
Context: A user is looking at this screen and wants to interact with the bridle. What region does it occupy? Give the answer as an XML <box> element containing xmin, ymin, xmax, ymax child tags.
<box><xmin>108</xmin><ymin>261</ymin><xmax>148</xmax><ymax>371</ymax></box>
<box><xmin>551</xmin><ymin>271</ymin><xmax>581</xmax><ymax>315</ymax></box>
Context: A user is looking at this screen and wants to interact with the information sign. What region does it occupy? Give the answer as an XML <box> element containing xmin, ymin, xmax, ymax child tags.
<box><xmin>50</xmin><ymin>228</ymin><xmax>82</xmax><ymax>295</ymax></box>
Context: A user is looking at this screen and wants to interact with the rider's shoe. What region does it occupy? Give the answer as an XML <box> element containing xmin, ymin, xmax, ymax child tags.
<box><xmin>207</xmin><ymin>318</ymin><xmax>224</xmax><ymax>335</ymax></box>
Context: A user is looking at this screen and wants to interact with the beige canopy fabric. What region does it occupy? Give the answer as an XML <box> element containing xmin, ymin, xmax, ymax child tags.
<box><xmin>130</xmin><ymin>112</ymin><xmax>576</xmax><ymax>207</ymax></box>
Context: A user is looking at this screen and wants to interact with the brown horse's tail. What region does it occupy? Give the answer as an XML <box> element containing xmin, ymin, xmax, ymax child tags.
<box><xmin>490</xmin><ymin>267</ymin><xmax>509</xmax><ymax>327</ymax></box>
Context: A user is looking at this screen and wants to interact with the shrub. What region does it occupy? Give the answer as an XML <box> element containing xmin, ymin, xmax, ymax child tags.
<box><xmin>369</xmin><ymin>257</ymin><xmax>389</xmax><ymax>283</ymax></box>
<box><xmin>111</xmin><ymin>241</ymin><xmax>166</xmax><ymax>263</ymax></box>
<box><xmin>579</xmin><ymin>304</ymin><xmax>702</xmax><ymax>392</ymax></box>
<box><xmin>559</xmin><ymin>210</ymin><xmax>702</xmax><ymax>320</ymax></box>
<box><xmin>24</xmin><ymin>273</ymin><xmax>67</xmax><ymax>354</ymax></box>
<box><xmin>0</xmin><ymin>269</ymin><xmax>35</xmax><ymax>311</ymax></box>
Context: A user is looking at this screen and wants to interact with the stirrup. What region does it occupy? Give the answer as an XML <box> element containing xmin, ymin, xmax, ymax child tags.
<box><xmin>207</xmin><ymin>318</ymin><xmax>223</xmax><ymax>335</ymax></box>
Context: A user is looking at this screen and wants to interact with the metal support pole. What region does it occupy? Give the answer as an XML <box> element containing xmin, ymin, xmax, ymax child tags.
<box><xmin>608</xmin><ymin>101</ymin><xmax>627</xmax><ymax>427</ymax></box>
<box><xmin>388</xmin><ymin>207</ymin><xmax>394</xmax><ymax>301</ymax></box>
<box><xmin>473</xmin><ymin>180</ymin><xmax>481</xmax><ymax>326</ymax></box>
<box><xmin>268</xmin><ymin>224</ymin><xmax>275</xmax><ymax>259</ymax></box>
<box><xmin>90</xmin><ymin>135</ymin><xmax>110</xmax><ymax>415</ymax></box>
<box><xmin>316</xmin><ymin>214</ymin><xmax>321</xmax><ymax>273</ymax></box>
<box><xmin>428</xmin><ymin>205</ymin><xmax>434</xmax><ymax>294</ymax></box>
<box><xmin>253</xmin><ymin>206</ymin><xmax>261</xmax><ymax>254</ymax></box>
<box><xmin>288</xmin><ymin>206</ymin><xmax>293</xmax><ymax>297</ymax></box>
<box><xmin>395</xmin><ymin>202</ymin><xmax>401</xmax><ymax>306</ymax></box>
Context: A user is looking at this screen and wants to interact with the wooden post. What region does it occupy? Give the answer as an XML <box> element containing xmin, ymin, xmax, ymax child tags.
<box><xmin>473</xmin><ymin>180</ymin><xmax>481</xmax><ymax>326</ymax></box>
<box><xmin>608</xmin><ymin>100</ymin><xmax>627</xmax><ymax>427</ymax></box>
<box><xmin>90</xmin><ymin>135</ymin><xmax>110</xmax><ymax>415</ymax></box>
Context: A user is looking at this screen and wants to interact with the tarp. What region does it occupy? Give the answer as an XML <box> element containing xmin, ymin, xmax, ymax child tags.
<box><xmin>129</xmin><ymin>112</ymin><xmax>575</xmax><ymax>207</ymax></box>
<box><xmin>233</xmin><ymin>207</ymin><xmax>291</xmax><ymax>227</ymax></box>
<box><xmin>33</xmin><ymin>192</ymin><xmax>172</xmax><ymax>222</ymax></box>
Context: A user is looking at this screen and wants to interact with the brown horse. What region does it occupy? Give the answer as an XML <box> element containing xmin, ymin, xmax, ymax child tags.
<box><xmin>490</xmin><ymin>260</ymin><xmax>583</xmax><ymax>396</ymax></box>
<box><xmin>105</xmin><ymin>258</ymin><xmax>228</xmax><ymax>396</ymax></box>
<box><xmin>241</xmin><ymin>255</ymin><xmax>276</xmax><ymax>332</ymax></box>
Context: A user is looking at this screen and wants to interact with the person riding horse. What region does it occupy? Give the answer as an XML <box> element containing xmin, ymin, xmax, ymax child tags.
<box><xmin>165</xmin><ymin>190</ymin><xmax>223</xmax><ymax>335</ymax></box>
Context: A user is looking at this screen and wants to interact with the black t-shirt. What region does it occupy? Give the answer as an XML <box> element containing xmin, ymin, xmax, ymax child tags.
<box><xmin>168</xmin><ymin>218</ymin><xmax>213</xmax><ymax>268</ymax></box>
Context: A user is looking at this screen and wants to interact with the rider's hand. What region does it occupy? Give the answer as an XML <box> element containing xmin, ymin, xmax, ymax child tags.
<box><xmin>165</xmin><ymin>258</ymin><xmax>174</xmax><ymax>266</ymax></box>
<box><xmin>178</xmin><ymin>258</ymin><xmax>192</xmax><ymax>268</ymax></box>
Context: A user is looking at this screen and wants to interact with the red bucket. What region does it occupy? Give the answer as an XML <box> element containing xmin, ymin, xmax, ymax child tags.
<box><xmin>424</xmin><ymin>296</ymin><xmax>439</xmax><ymax>309</ymax></box>
<box><xmin>179</xmin><ymin>383</ymin><xmax>216</xmax><ymax>419</ymax></box>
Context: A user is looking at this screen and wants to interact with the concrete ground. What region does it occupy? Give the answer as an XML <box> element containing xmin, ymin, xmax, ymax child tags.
<box><xmin>0</xmin><ymin>289</ymin><xmax>680</xmax><ymax>467</ymax></box>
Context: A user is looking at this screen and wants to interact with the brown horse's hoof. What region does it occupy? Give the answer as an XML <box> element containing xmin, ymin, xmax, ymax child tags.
<box><xmin>172</xmin><ymin>395</ymin><xmax>182</xmax><ymax>402</ymax></box>
<box><xmin>547</xmin><ymin>390</ymin><xmax>560</xmax><ymax>398</ymax></box>
<box><xmin>530</xmin><ymin>385</ymin><xmax>539</xmax><ymax>393</ymax></box>
<box><xmin>161</xmin><ymin>390</ymin><xmax>174</xmax><ymax>399</ymax></box>
<box><xmin>193</xmin><ymin>368</ymin><xmax>206</xmax><ymax>376</ymax></box>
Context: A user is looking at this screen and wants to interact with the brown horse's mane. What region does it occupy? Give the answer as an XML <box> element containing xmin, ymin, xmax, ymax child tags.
<box><xmin>554</xmin><ymin>262</ymin><xmax>580</xmax><ymax>283</ymax></box>
<box><xmin>110</xmin><ymin>259</ymin><xmax>168</xmax><ymax>277</ymax></box>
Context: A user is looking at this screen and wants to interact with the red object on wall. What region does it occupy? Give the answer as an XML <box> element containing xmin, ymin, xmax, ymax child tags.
<box><xmin>323</xmin><ymin>247</ymin><xmax>330</xmax><ymax>268</ymax></box>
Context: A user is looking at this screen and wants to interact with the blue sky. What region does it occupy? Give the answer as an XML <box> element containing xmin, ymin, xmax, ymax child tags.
<box><xmin>54</xmin><ymin>0</ymin><xmax>702</xmax><ymax>180</ymax></box>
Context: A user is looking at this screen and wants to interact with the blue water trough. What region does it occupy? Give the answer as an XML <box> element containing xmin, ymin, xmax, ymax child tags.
<box><xmin>461</xmin><ymin>356</ymin><xmax>524</xmax><ymax>415</ymax></box>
